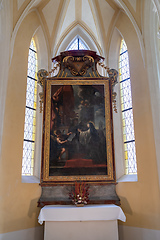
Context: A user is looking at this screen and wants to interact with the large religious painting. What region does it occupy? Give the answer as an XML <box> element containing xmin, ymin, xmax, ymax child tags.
<box><xmin>42</xmin><ymin>78</ymin><xmax>115</xmax><ymax>183</ymax></box>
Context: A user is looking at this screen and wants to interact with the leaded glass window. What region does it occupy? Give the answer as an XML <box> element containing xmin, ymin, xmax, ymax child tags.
<box><xmin>67</xmin><ymin>36</ymin><xmax>89</xmax><ymax>50</ymax></box>
<box><xmin>119</xmin><ymin>39</ymin><xmax>137</xmax><ymax>174</ymax></box>
<box><xmin>22</xmin><ymin>38</ymin><xmax>38</xmax><ymax>176</ymax></box>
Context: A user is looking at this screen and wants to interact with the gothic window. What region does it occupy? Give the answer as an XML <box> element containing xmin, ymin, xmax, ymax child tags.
<box><xmin>22</xmin><ymin>38</ymin><xmax>38</xmax><ymax>176</ymax></box>
<box><xmin>67</xmin><ymin>36</ymin><xmax>89</xmax><ymax>50</ymax></box>
<box><xmin>119</xmin><ymin>39</ymin><xmax>137</xmax><ymax>174</ymax></box>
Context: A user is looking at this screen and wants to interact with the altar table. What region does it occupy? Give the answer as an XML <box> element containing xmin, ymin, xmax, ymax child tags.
<box><xmin>38</xmin><ymin>204</ymin><xmax>126</xmax><ymax>240</ymax></box>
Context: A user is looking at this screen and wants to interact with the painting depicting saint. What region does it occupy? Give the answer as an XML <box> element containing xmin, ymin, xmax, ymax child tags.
<box><xmin>49</xmin><ymin>84</ymin><xmax>107</xmax><ymax>176</ymax></box>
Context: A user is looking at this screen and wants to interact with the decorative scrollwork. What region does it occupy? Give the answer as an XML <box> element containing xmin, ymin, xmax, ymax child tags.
<box><xmin>37</xmin><ymin>69</ymin><xmax>49</xmax><ymax>87</ymax></box>
<box><xmin>62</xmin><ymin>55</ymin><xmax>94</xmax><ymax>76</ymax></box>
<box><xmin>48</xmin><ymin>63</ymin><xmax>60</xmax><ymax>76</ymax></box>
<box><xmin>39</xmin><ymin>92</ymin><xmax>43</xmax><ymax>113</ymax></box>
<box><xmin>37</xmin><ymin>69</ymin><xmax>49</xmax><ymax>113</ymax></box>
<box><xmin>112</xmin><ymin>92</ymin><xmax>117</xmax><ymax>113</ymax></box>
<box><xmin>97</xmin><ymin>65</ymin><xmax>118</xmax><ymax>113</ymax></box>
<box><xmin>107</xmin><ymin>69</ymin><xmax>118</xmax><ymax>87</ymax></box>
<box><xmin>107</xmin><ymin>69</ymin><xmax>118</xmax><ymax>113</ymax></box>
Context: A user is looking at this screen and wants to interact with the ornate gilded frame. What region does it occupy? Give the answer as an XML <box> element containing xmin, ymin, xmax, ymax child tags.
<box><xmin>41</xmin><ymin>77</ymin><xmax>115</xmax><ymax>184</ymax></box>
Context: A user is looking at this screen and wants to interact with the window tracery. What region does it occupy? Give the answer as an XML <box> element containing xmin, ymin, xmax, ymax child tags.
<box><xmin>22</xmin><ymin>38</ymin><xmax>38</xmax><ymax>176</ymax></box>
<box><xmin>119</xmin><ymin>39</ymin><xmax>137</xmax><ymax>174</ymax></box>
<box><xmin>67</xmin><ymin>36</ymin><xmax>89</xmax><ymax>50</ymax></box>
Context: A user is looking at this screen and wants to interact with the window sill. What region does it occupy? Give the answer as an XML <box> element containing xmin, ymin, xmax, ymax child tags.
<box><xmin>117</xmin><ymin>174</ymin><xmax>138</xmax><ymax>182</ymax></box>
<box><xmin>21</xmin><ymin>175</ymin><xmax>138</xmax><ymax>183</ymax></box>
<box><xmin>22</xmin><ymin>176</ymin><xmax>40</xmax><ymax>183</ymax></box>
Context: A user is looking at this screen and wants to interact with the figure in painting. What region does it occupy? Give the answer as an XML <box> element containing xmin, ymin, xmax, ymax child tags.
<box><xmin>50</xmin><ymin>130</ymin><xmax>73</xmax><ymax>164</ymax></box>
<box><xmin>78</xmin><ymin>122</ymin><xmax>99</xmax><ymax>146</ymax></box>
<box><xmin>50</xmin><ymin>85</ymin><xmax>76</xmax><ymax>130</ymax></box>
<box><xmin>78</xmin><ymin>121</ymin><xmax>105</xmax><ymax>164</ymax></box>
<box><xmin>54</xmin><ymin>130</ymin><xmax>68</xmax><ymax>160</ymax></box>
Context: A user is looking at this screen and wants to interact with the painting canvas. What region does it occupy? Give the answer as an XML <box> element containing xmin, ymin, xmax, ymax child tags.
<box><xmin>43</xmin><ymin>79</ymin><xmax>114</xmax><ymax>183</ymax></box>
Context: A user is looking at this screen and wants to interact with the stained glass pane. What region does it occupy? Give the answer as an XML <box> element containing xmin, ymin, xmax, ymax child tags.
<box><xmin>124</xmin><ymin>142</ymin><xmax>137</xmax><ymax>174</ymax></box>
<box><xmin>22</xmin><ymin>141</ymin><xmax>35</xmax><ymax>175</ymax></box>
<box><xmin>68</xmin><ymin>38</ymin><xmax>78</xmax><ymax>50</ymax></box>
<box><xmin>120</xmin><ymin>80</ymin><xmax>132</xmax><ymax>111</ymax></box>
<box><xmin>67</xmin><ymin>37</ymin><xmax>89</xmax><ymax>50</ymax></box>
<box><xmin>22</xmin><ymin>38</ymin><xmax>37</xmax><ymax>176</ymax></box>
<box><xmin>79</xmin><ymin>38</ymin><xmax>88</xmax><ymax>50</ymax></box>
<box><xmin>23</xmin><ymin>107</ymin><xmax>36</xmax><ymax>141</ymax></box>
<box><xmin>119</xmin><ymin>39</ymin><xmax>137</xmax><ymax>174</ymax></box>
<box><xmin>122</xmin><ymin>110</ymin><xmax>135</xmax><ymax>142</ymax></box>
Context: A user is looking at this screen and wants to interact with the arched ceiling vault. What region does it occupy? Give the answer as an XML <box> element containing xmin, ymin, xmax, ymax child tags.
<box><xmin>11</xmin><ymin>0</ymin><xmax>144</xmax><ymax>64</ymax></box>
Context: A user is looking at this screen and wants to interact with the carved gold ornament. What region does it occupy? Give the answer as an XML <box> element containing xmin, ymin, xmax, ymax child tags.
<box><xmin>62</xmin><ymin>55</ymin><xmax>94</xmax><ymax>76</ymax></box>
<box><xmin>37</xmin><ymin>69</ymin><xmax>49</xmax><ymax>113</ymax></box>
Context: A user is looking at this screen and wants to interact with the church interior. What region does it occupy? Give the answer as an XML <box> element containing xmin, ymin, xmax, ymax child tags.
<box><xmin>1</xmin><ymin>0</ymin><xmax>160</xmax><ymax>239</ymax></box>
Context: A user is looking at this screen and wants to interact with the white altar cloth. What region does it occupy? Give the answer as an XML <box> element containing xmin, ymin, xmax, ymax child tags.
<box><xmin>38</xmin><ymin>204</ymin><xmax>126</xmax><ymax>240</ymax></box>
<box><xmin>38</xmin><ymin>204</ymin><xmax>126</xmax><ymax>224</ymax></box>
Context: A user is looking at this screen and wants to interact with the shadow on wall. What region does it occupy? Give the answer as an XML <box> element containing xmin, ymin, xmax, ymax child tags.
<box><xmin>28</xmin><ymin>198</ymin><xmax>44</xmax><ymax>240</ymax></box>
<box><xmin>119</xmin><ymin>196</ymin><xmax>133</xmax><ymax>216</ymax></box>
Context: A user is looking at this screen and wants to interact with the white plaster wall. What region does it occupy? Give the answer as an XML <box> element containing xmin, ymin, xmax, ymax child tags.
<box><xmin>108</xmin><ymin>27</ymin><xmax>125</xmax><ymax>180</ymax></box>
<box><xmin>144</xmin><ymin>0</ymin><xmax>160</xmax><ymax>190</ymax></box>
<box><xmin>22</xmin><ymin>25</ymin><xmax>49</xmax><ymax>182</ymax></box>
<box><xmin>33</xmin><ymin>26</ymin><xmax>48</xmax><ymax>180</ymax></box>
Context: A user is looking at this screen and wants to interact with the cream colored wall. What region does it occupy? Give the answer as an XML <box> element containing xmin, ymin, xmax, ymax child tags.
<box><xmin>54</xmin><ymin>24</ymin><xmax>102</xmax><ymax>56</ymax></box>
<box><xmin>109</xmin><ymin>11</ymin><xmax>160</xmax><ymax>230</ymax></box>
<box><xmin>0</xmin><ymin>11</ymin><xmax>43</xmax><ymax>234</ymax></box>
<box><xmin>1</xmin><ymin>0</ymin><xmax>160</xmax><ymax>236</ymax></box>
<box><xmin>0</xmin><ymin>1</ymin><xmax>12</xmax><ymax>157</ymax></box>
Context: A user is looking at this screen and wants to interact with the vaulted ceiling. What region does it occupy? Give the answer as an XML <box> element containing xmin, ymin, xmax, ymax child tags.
<box><xmin>13</xmin><ymin>0</ymin><xmax>143</xmax><ymax>57</ymax></box>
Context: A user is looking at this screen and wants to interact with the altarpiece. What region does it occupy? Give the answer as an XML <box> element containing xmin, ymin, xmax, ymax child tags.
<box><xmin>37</xmin><ymin>50</ymin><xmax>120</xmax><ymax>207</ymax></box>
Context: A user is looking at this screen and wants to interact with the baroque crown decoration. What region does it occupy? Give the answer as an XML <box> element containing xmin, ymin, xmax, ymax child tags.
<box><xmin>37</xmin><ymin>50</ymin><xmax>118</xmax><ymax>113</ymax></box>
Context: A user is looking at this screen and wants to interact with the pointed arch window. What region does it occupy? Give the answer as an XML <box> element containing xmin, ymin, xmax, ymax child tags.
<box><xmin>67</xmin><ymin>36</ymin><xmax>89</xmax><ymax>50</ymax></box>
<box><xmin>22</xmin><ymin>38</ymin><xmax>38</xmax><ymax>176</ymax></box>
<box><xmin>119</xmin><ymin>39</ymin><xmax>137</xmax><ymax>174</ymax></box>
